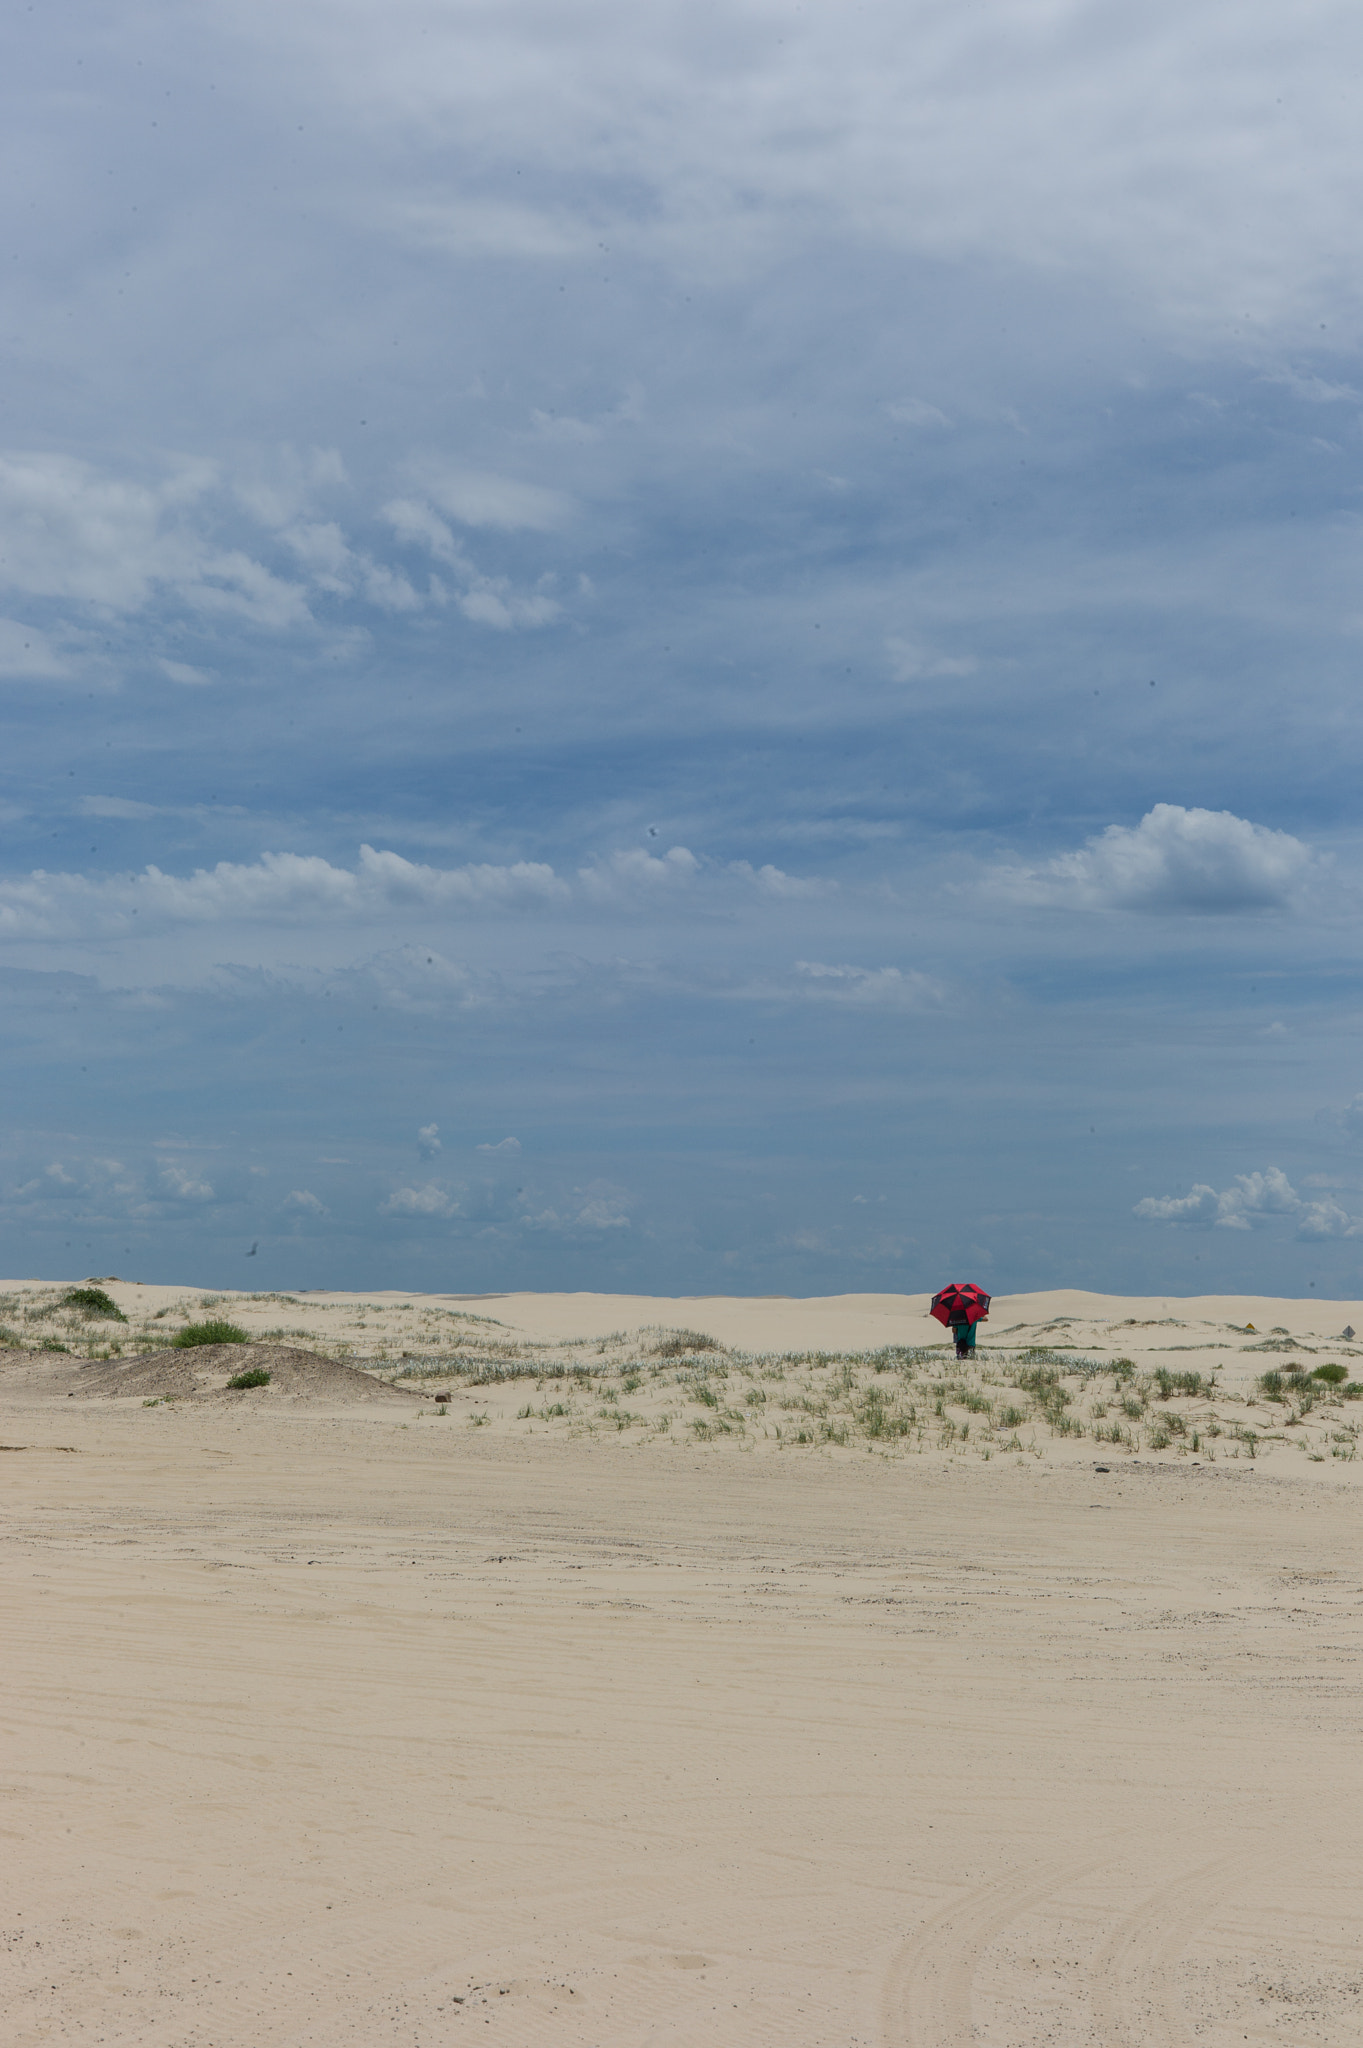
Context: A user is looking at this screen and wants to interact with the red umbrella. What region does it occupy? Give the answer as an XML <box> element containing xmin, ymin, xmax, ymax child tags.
<box><xmin>930</xmin><ymin>1282</ymin><xmax>991</xmax><ymax>1327</ymax></box>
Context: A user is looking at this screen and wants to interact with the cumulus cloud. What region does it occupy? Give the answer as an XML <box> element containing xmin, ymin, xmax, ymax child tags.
<box><xmin>578</xmin><ymin>845</ymin><xmax>700</xmax><ymax>898</ymax></box>
<box><xmin>417</xmin><ymin>1122</ymin><xmax>442</xmax><ymax>1156</ymax></box>
<box><xmin>994</xmin><ymin>805</ymin><xmax>1315</xmax><ymax>913</ymax></box>
<box><xmin>477</xmin><ymin>1136</ymin><xmax>521</xmax><ymax>1154</ymax></box>
<box><xmin>0</xmin><ymin>839</ymin><xmax>843</xmax><ymax>954</ymax></box>
<box><xmin>1136</xmin><ymin>1166</ymin><xmax>1359</xmax><ymax>1239</ymax></box>
<box><xmin>0</xmin><ymin>844</ymin><xmax>569</xmax><ymax>940</ymax></box>
<box><xmin>160</xmin><ymin>1162</ymin><xmax>215</xmax><ymax>1202</ymax></box>
<box><xmin>283</xmin><ymin>1188</ymin><xmax>327</xmax><ymax>1215</ymax></box>
<box><xmin>382</xmin><ymin>1182</ymin><xmax>458</xmax><ymax>1218</ymax></box>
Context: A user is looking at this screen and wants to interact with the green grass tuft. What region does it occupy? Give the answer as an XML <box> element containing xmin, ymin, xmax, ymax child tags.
<box><xmin>174</xmin><ymin>1320</ymin><xmax>250</xmax><ymax>1348</ymax></box>
<box><xmin>1312</xmin><ymin>1363</ymin><xmax>1348</xmax><ymax>1385</ymax></box>
<box><xmin>226</xmin><ymin>1366</ymin><xmax>271</xmax><ymax>1389</ymax></box>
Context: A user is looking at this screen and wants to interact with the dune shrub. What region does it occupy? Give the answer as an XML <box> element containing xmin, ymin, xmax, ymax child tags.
<box><xmin>226</xmin><ymin>1366</ymin><xmax>271</xmax><ymax>1389</ymax></box>
<box><xmin>1313</xmin><ymin>1363</ymin><xmax>1348</xmax><ymax>1385</ymax></box>
<box><xmin>63</xmin><ymin>1286</ymin><xmax>127</xmax><ymax>1321</ymax></box>
<box><xmin>173</xmin><ymin>1320</ymin><xmax>249</xmax><ymax>1347</ymax></box>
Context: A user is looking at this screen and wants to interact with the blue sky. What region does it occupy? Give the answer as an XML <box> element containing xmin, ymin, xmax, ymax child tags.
<box><xmin>5</xmin><ymin>0</ymin><xmax>1363</xmax><ymax>1296</ymax></box>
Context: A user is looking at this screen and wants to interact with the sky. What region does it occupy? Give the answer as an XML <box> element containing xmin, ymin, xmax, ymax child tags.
<box><xmin>5</xmin><ymin>0</ymin><xmax>1363</xmax><ymax>1299</ymax></box>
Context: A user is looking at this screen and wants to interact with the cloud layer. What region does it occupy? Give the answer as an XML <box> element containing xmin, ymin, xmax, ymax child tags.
<box><xmin>5</xmin><ymin>2</ymin><xmax>1363</xmax><ymax>1294</ymax></box>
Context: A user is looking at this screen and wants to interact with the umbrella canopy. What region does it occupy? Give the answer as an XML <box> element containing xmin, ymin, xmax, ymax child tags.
<box><xmin>930</xmin><ymin>1282</ymin><xmax>991</xmax><ymax>1328</ymax></box>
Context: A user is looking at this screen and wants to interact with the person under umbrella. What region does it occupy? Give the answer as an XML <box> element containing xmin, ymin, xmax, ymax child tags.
<box><xmin>930</xmin><ymin>1282</ymin><xmax>991</xmax><ymax>1360</ymax></box>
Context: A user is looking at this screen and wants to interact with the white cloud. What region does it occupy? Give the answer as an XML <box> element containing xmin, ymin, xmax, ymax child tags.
<box><xmin>417</xmin><ymin>466</ymin><xmax>570</xmax><ymax>532</ymax></box>
<box><xmin>727</xmin><ymin>860</ymin><xmax>835</xmax><ymax>900</ymax></box>
<box><xmin>0</xmin><ymin>617</ymin><xmax>71</xmax><ymax>679</ymax></box>
<box><xmin>995</xmin><ymin>805</ymin><xmax>1315</xmax><ymax>913</ymax></box>
<box><xmin>0</xmin><ymin>453</ymin><xmax>309</xmax><ymax>627</ymax></box>
<box><xmin>382</xmin><ymin>1182</ymin><xmax>458</xmax><ymax>1217</ymax></box>
<box><xmin>886</xmin><ymin>638</ymin><xmax>978</xmax><ymax>682</ymax></box>
<box><xmin>160</xmin><ymin>1162</ymin><xmax>215</xmax><ymax>1202</ymax></box>
<box><xmin>0</xmin><ymin>844</ymin><xmax>569</xmax><ymax>939</ymax></box>
<box><xmin>389</xmin><ymin>196</ymin><xmax>590</xmax><ymax>261</ymax></box>
<box><xmin>0</xmin><ymin>839</ymin><xmax>843</xmax><ymax>954</ymax></box>
<box><xmin>254</xmin><ymin>0</ymin><xmax>1363</xmax><ymax>345</ymax></box>
<box><xmin>886</xmin><ymin>399</ymin><xmax>952</xmax><ymax>429</ymax></box>
<box><xmin>78</xmin><ymin>795</ymin><xmax>162</xmax><ymax>820</ymax></box>
<box><xmin>477</xmin><ymin>1136</ymin><xmax>521</xmax><ymax>1154</ymax></box>
<box><xmin>789</xmin><ymin>961</ymin><xmax>943</xmax><ymax>1007</ymax></box>
<box><xmin>283</xmin><ymin>1188</ymin><xmax>328</xmax><ymax>1215</ymax></box>
<box><xmin>417</xmin><ymin>1122</ymin><xmax>442</xmax><ymax>1156</ymax></box>
<box><xmin>578</xmin><ymin>845</ymin><xmax>700</xmax><ymax>898</ymax></box>
<box><xmin>1136</xmin><ymin>1166</ymin><xmax>1360</xmax><ymax>1239</ymax></box>
<box><xmin>520</xmin><ymin>1186</ymin><xmax>630</xmax><ymax>1232</ymax></box>
<box><xmin>381</xmin><ymin>496</ymin><xmax>563</xmax><ymax>627</ymax></box>
<box><xmin>158</xmin><ymin>658</ymin><xmax>214</xmax><ymax>686</ymax></box>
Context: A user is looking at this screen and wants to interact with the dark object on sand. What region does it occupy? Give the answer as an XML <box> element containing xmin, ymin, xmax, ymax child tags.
<box><xmin>435</xmin><ymin>1391</ymin><xmax>451</xmax><ymax>1404</ymax></box>
<box><xmin>173</xmin><ymin>1320</ymin><xmax>250</xmax><ymax>1347</ymax></box>
<box><xmin>63</xmin><ymin>1286</ymin><xmax>127</xmax><ymax>1322</ymax></box>
<box><xmin>931</xmin><ymin>1282</ymin><xmax>991</xmax><ymax>1359</ymax></box>
<box><xmin>1343</xmin><ymin>1325</ymin><xmax>1355</xmax><ymax>1341</ymax></box>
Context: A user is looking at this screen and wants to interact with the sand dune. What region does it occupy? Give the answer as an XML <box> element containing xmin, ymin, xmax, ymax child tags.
<box><xmin>3</xmin><ymin>1284</ymin><xmax>1362</xmax><ymax>2043</ymax></box>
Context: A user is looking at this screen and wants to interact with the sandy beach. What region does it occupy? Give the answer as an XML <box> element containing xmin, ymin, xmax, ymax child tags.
<box><xmin>4</xmin><ymin>1282</ymin><xmax>1362</xmax><ymax>2043</ymax></box>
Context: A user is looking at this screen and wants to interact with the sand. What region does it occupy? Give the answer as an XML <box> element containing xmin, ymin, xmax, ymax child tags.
<box><xmin>4</xmin><ymin>1283</ymin><xmax>1362</xmax><ymax>2044</ymax></box>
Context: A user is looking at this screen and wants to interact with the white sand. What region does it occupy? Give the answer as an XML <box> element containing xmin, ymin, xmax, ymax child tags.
<box><xmin>3</xmin><ymin>1284</ymin><xmax>1362</xmax><ymax>2043</ymax></box>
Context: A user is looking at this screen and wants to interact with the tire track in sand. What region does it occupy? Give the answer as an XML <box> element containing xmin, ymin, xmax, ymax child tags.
<box><xmin>878</xmin><ymin>1848</ymin><xmax>1111</xmax><ymax>2048</ymax></box>
<box><xmin>1088</xmin><ymin>1849</ymin><xmax>1250</xmax><ymax>2048</ymax></box>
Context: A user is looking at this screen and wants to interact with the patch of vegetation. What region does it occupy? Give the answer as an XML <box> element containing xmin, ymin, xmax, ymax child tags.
<box><xmin>1312</xmin><ymin>1363</ymin><xmax>1348</xmax><ymax>1385</ymax></box>
<box><xmin>173</xmin><ymin>1320</ymin><xmax>250</xmax><ymax>1347</ymax></box>
<box><xmin>648</xmin><ymin>1328</ymin><xmax>724</xmax><ymax>1357</ymax></box>
<box><xmin>1015</xmin><ymin>1348</ymin><xmax>1107</xmax><ymax>1375</ymax></box>
<box><xmin>226</xmin><ymin>1367</ymin><xmax>271</xmax><ymax>1389</ymax></box>
<box><xmin>1153</xmin><ymin>1368</ymin><xmax>1213</xmax><ymax>1399</ymax></box>
<box><xmin>41</xmin><ymin>1337</ymin><xmax>70</xmax><ymax>1352</ymax></box>
<box><xmin>63</xmin><ymin>1286</ymin><xmax>127</xmax><ymax>1322</ymax></box>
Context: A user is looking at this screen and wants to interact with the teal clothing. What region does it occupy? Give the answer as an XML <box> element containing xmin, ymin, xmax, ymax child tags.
<box><xmin>951</xmin><ymin>1320</ymin><xmax>977</xmax><ymax>1351</ymax></box>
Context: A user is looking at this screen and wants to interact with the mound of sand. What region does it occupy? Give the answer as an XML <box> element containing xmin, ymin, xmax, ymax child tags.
<box><xmin>55</xmin><ymin>1343</ymin><xmax>411</xmax><ymax>1406</ymax></box>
